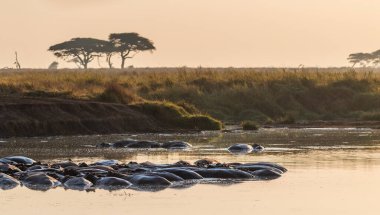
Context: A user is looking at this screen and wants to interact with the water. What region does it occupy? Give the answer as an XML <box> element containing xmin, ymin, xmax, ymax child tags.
<box><xmin>1</xmin><ymin>128</ymin><xmax>380</xmax><ymax>215</ymax></box>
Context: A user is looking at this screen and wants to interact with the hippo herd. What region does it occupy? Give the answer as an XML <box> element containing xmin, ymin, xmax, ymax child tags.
<box><xmin>0</xmin><ymin>156</ymin><xmax>286</xmax><ymax>192</ymax></box>
<box><xmin>97</xmin><ymin>139</ymin><xmax>265</xmax><ymax>154</ymax></box>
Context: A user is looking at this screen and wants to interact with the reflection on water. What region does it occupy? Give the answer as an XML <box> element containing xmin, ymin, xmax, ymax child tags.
<box><xmin>1</xmin><ymin>128</ymin><xmax>380</xmax><ymax>215</ymax></box>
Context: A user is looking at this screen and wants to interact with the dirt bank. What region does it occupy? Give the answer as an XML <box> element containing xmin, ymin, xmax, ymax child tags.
<box><xmin>0</xmin><ymin>96</ymin><xmax>169</xmax><ymax>137</ymax></box>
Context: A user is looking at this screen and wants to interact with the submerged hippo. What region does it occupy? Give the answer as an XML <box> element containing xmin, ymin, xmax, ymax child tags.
<box><xmin>91</xmin><ymin>160</ymin><xmax>119</xmax><ymax>166</ymax></box>
<box><xmin>0</xmin><ymin>173</ymin><xmax>20</xmax><ymax>190</ymax></box>
<box><xmin>156</xmin><ymin>168</ymin><xmax>203</xmax><ymax>180</ymax></box>
<box><xmin>228</xmin><ymin>143</ymin><xmax>265</xmax><ymax>154</ymax></box>
<box><xmin>193</xmin><ymin>168</ymin><xmax>253</xmax><ymax>179</ymax></box>
<box><xmin>2</xmin><ymin>156</ymin><xmax>36</xmax><ymax>165</ymax></box>
<box><xmin>22</xmin><ymin>173</ymin><xmax>61</xmax><ymax>191</ymax></box>
<box><xmin>112</xmin><ymin>139</ymin><xmax>139</xmax><ymax>148</ymax></box>
<box><xmin>63</xmin><ymin>177</ymin><xmax>93</xmax><ymax>190</ymax></box>
<box><xmin>232</xmin><ymin>162</ymin><xmax>287</xmax><ymax>174</ymax></box>
<box><xmin>128</xmin><ymin>174</ymin><xmax>172</xmax><ymax>187</ymax></box>
<box><xmin>161</xmin><ymin>141</ymin><xmax>192</xmax><ymax>149</ymax></box>
<box><xmin>251</xmin><ymin>169</ymin><xmax>282</xmax><ymax>179</ymax></box>
<box><xmin>148</xmin><ymin>172</ymin><xmax>184</xmax><ymax>182</ymax></box>
<box><xmin>126</xmin><ymin>140</ymin><xmax>161</xmax><ymax>149</ymax></box>
<box><xmin>0</xmin><ymin>164</ymin><xmax>21</xmax><ymax>174</ymax></box>
<box><xmin>194</xmin><ymin>158</ymin><xmax>219</xmax><ymax>167</ymax></box>
<box><xmin>51</xmin><ymin>161</ymin><xmax>78</xmax><ymax>169</ymax></box>
<box><xmin>95</xmin><ymin>177</ymin><xmax>132</xmax><ymax>190</ymax></box>
<box><xmin>97</xmin><ymin>139</ymin><xmax>192</xmax><ymax>150</ymax></box>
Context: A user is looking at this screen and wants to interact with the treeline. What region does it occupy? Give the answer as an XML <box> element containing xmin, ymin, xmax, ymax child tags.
<box><xmin>48</xmin><ymin>33</ymin><xmax>155</xmax><ymax>69</ymax></box>
<box><xmin>347</xmin><ymin>50</ymin><xmax>380</xmax><ymax>68</ymax></box>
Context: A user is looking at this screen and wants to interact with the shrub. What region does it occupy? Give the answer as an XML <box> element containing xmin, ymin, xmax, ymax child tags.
<box><xmin>276</xmin><ymin>114</ymin><xmax>296</xmax><ymax>124</ymax></box>
<box><xmin>185</xmin><ymin>115</ymin><xmax>223</xmax><ymax>130</ymax></box>
<box><xmin>241</xmin><ymin>120</ymin><xmax>259</xmax><ymax>130</ymax></box>
<box><xmin>130</xmin><ymin>101</ymin><xmax>222</xmax><ymax>130</ymax></box>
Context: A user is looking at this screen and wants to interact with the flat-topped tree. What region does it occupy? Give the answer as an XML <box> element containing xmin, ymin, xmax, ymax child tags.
<box><xmin>347</xmin><ymin>52</ymin><xmax>373</xmax><ymax>67</ymax></box>
<box><xmin>372</xmin><ymin>50</ymin><xmax>380</xmax><ymax>67</ymax></box>
<box><xmin>109</xmin><ymin>33</ymin><xmax>155</xmax><ymax>69</ymax></box>
<box><xmin>48</xmin><ymin>38</ymin><xmax>109</xmax><ymax>69</ymax></box>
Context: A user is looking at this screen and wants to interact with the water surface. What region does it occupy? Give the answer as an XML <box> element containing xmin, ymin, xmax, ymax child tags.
<box><xmin>1</xmin><ymin>128</ymin><xmax>380</xmax><ymax>215</ymax></box>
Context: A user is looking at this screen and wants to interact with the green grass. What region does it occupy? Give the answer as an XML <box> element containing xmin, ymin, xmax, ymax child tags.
<box><xmin>2</xmin><ymin>67</ymin><xmax>380</xmax><ymax>123</ymax></box>
<box><xmin>129</xmin><ymin>101</ymin><xmax>223</xmax><ymax>130</ymax></box>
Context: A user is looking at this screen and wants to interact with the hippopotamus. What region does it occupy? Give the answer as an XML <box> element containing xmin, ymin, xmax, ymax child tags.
<box><xmin>232</xmin><ymin>164</ymin><xmax>284</xmax><ymax>175</ymax></box>
<box><xmin>77</xmin><ymin>168</ymin><xmax>109</xmax><ymax>176</ymax></box>
<box><xmin>127</xmin><ymin>174</ymin><xmax>172</xmax><ymax>187</ymax></box>
<box><xmin>95</xmin><ymin>177</ymin><xmax>132</xmax><ymax>190</ymax></box>
<box><xmin>63</xmin><ymin>177</ymin><xmax>93</xmax><ymax>191</ymax></box>
<box><xmin>232</xmin><ymin>162</ymin><xmax>287</xmax><ymax>174</ymax></box>
<box><xmin>22</xmin><ymin>173</ymin><xmax>61</xmax><ymax>191</ymax></box>
<box><xmin>0</xmin><ymin>173</ymin><xmax>20</xmax><ymax>190</ymax></box>
<box><xmin>96</xmin><ymin>142</ymin><xmax>113</xmax><ymax>148</ymax></box>
<box><xmin>227</xmin><ymin>143</ymin><xmax>265</xmax><ymax>154</ymax></box>
<box><xmin>91</xmin><ymin>160</ymin><xmax>119</xmax><ymax>166</ymax></box>
<box><xmin>98</xmin><ymin>139</ymin><xmax>192</xmax><ymax>150</ymax></box>
<box><xmin>156</xmin><ymin>168</ymin><xmax>203</xmax><ymax>180</ymax></box>
<box><xmin>26</xmin><ymin>165</ymin><xmax>49</xmax><ymax>171</ymax></box>
<box><xmin>0</xmin><ymin>164</ymin><xmax>21</xmax><ymax>174</ymax></box>
<box><xmin>126</xmin><ymin>140</ymin><xmax>161</xmax><ymax>149</ymax></box>
<box><xmin>254</xmin><ymin>162</ymin><xmax>287</xmax><ymax>172</ymax></box>
<box><xmin>51</xmin><ymin>161</ymin><xmax>78</xmax><ymax>169</ymax></box>
<box><xmin>250</xmin><ymin>169</ymin><xmax>282</xmax><ymax>179</ymax></box>
<box><xmin>148</xmin><ymin>172</ymin><xmax>184</xmax><ymax>182</ymax></box>
<box><xmin>87</xmin><ymin>165</ymin><xmax>115</xmax><ymax>172</ymax></box>
<box><xmin>2</xmin><ymin>156</ymin><xmax>36</xmax><ymax>165</ymax></box>
<box><xmin>194</xmin><ymin>159</ymin><xmax>219</xmax><ymax>167</ymax></box>
<box><xmin>161</xmin><ymin>141</ymin><xmax>192</xmax><ymax>149</ymax></box>
<box><xmin>228</xmin><ymin>144</ymin><xmax>253</xmax><ymax>153</ymax></box>
<box><xmin>0</xmin><ymin>158</ymin><xmax>17</xmax><ymax>165</ymax></box>
<box><xmin>112</xmin><ymin>139</ymin><xmax>139</xmax><ymax>148</ymax></box>
<box><xmin>192</xmin><ymin>168</ymin><xmax>253</xmax><ymax>179</ymax></box>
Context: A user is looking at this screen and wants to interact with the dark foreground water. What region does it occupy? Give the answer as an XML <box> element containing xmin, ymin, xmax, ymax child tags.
<box><xmin>1</xmin><ymin>128</ymin><xmax>380</xmax><ymax>215</ymax></box>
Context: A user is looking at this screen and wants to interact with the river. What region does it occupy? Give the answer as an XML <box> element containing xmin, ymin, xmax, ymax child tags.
<box><xmin>1</xmin><ymin>128</ymin><xmax>380</xmax><ymax>215</ymax></box>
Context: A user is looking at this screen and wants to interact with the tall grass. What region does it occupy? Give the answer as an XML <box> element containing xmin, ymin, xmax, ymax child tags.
<box><xmin>1</xmin><ymin>67</ymin><xmax>380</xmax><ymax>122</ymax></box>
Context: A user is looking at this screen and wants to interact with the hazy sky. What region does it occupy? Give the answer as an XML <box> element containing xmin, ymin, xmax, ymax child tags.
<box><xmin>0</xmin><ymin>0</ymin><xmax>379</xmax><ymax>68</ymax></box>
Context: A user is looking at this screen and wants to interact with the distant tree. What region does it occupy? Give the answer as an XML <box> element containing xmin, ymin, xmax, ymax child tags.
<box><xmin>14</xmin><ymin>52</ymin><xmax>21</xmax><ymax>69</ymax></box>
<box><xmin>371</xmin><ymin>50</ymin><xmax>380</xmax><ymax>67</ymax></box>
<box><xmin>109</xmin><ymin>33</ymin><xmax>155</xmax><ymax>69</ymax></box>
<box><xmin>48</xmin><ymin>38</ymin><xmax>109</xmax><ymax>69</ymax></box>
<box><xmin>101</xmin><ymin>41</ymin><xmax>117</xmax><ymax>69</ymax></box>
<box><xmin>347</xmin><ymin>52</ymin><xmax>373</xmax><ymax>67</ymax></box>
<box><xmin>48</xmin><ymin>61</ymin><xmax>59</xmax><ymax>70</ymax></box>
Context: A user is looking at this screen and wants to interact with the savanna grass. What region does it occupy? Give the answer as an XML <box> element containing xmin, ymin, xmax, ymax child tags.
<box><xmin>1</xmin><ymin>67</ymin><xmax>380</xmax><ymax>123</ymax></box>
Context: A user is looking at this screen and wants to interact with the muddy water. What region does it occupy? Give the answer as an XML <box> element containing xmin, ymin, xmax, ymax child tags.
<box><xmin>1</xmin><ymin>128</ymin><xmax>380</xmax><ymax>215</ymax></box>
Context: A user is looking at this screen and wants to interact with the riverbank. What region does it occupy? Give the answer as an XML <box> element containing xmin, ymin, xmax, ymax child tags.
<box><xmin>2</xmin><ymin>68</ymin><xmax>380</xmax><ymax>124</ymax></box>
<box><xmin>0</xmin><ymin>96</ymin><xmax>221</xmax><ymax>138</ymax></box>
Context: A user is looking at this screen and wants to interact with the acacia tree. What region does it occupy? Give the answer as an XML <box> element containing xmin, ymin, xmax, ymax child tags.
<box><xmin>101</xmin><ymin>41</ymin><xmax>117</xmax><ymax>69</ymax></box>
<box><xmin>48</xmin><ymin>38</ymin><xmax>109</xmax><ymax>69</ymax></box>
<box><xmin>109</xmin><ymin>33</ymin><xmax>155</xmax><ymax>69</ymax></box>
<box><xmin>347</xmin><ymin>52</ymin><xmax>373</xmax><ymax>67</ymax></box>
<box><xmin>371</xmin><ymin>50</ymin><xmax>380</xmax><ymax>67</ymax></box>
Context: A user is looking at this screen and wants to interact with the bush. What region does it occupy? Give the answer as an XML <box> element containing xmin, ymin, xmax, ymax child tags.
<box><xmin>130</xmin><ymin>101</ymin><xmax>223</xmax><ymax>130</ymax></box>
<box><xmin>241</xmin><ymin>120</ymin><xmax>259</xmax><ymax>130</ymax></box>
<box><xmin>185</xmin><ymin>115</ymin><xmax>223</xmax><ymax>130</ymax></box>
<box><xmin>359</xmin><ymin>111</ymin><xmax>380</xmax><ymax>121</ymax></box>
<box><xmin>276</xmin><ymin>113</ymin><xmax>296</xmax><ymax>124</ymax></box>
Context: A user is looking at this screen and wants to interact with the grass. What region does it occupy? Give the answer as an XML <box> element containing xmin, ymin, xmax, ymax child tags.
<box><xmin>2</xmin><ymin>67</ymin><xmax>380</xmax><ymax>124</ymax></box>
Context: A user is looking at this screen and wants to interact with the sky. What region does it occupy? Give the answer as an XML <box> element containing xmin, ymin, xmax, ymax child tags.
<box><xmin>0</xmin><ymin>0</ymin><xmax>379</xmax><ymax>68</ymax></box>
